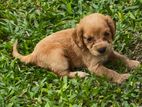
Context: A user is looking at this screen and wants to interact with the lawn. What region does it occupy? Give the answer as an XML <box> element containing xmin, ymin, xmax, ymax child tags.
<box><xmin>0</xmin><ymin>0</ymin><xmax>142</xmax><ymax>106</ymax></box>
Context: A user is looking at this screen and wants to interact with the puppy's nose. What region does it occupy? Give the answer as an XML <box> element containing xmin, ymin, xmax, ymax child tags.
<box><xmin>97</xmin><ymin>47</ymin><xmax>106</xmax><ymax>54</ymax></box>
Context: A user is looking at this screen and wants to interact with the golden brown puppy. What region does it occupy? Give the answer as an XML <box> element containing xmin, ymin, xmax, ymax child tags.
<box><xmin>13</xmin><ymin>13</ymin><xmax>140</xmax><ymax>84</ymax></box>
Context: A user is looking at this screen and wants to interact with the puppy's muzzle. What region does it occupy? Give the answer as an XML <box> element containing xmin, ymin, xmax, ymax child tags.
<box><xmin>97</xmin><ymin>47</ymin><xmax>106</xmax><ymax>54</ymax></box>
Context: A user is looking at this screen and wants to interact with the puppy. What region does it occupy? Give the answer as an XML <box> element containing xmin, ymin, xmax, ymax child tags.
<box><xmin>13</xmin><ymin>13</ymin><xmax>140</xmax><ymax>84</ymax></box>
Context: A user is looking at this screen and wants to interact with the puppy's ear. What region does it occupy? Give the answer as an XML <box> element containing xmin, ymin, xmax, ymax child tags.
<box><xmin>105</xmin><ymin>16</ymin><xmax>116</xmax><ymax>39</ymax></box>
<box><xmin>73</xmin><ymin>24</ymin><xmax>84</xmax><ymax>48</ymax></box>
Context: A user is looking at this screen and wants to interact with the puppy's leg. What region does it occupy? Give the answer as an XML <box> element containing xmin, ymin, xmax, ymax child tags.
<box><xmin>109</xmin><ymin>51</ymin><xmax>140</xmax><ymax>69</ymax></box>
<box><xmin>88</xmin><ymin>64</ymin><xmax>130</xmax><ymax>84</ymax></box>
<box><xmin>40</xmin><ymin>48</ymin><xmax>89</xmax><ymax>78</ymax></box>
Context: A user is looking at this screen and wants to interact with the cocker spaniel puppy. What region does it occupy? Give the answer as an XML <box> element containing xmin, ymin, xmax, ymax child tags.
<box><xmin>13</xmin><ymin>13</ymin><xmax>140</xmax><ymax>84</ymax></box>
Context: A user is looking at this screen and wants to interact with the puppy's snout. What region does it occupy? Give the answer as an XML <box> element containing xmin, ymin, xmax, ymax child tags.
<box><xmin>97</xmin><ymin>47</ymin><xmax>106</xmax><ymax>54</ymax></box>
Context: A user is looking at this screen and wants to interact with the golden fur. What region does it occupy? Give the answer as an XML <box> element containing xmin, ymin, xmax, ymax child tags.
<box><xmin>13</xmin><ymin>13</ymin><xmax>140</xmax><ymax>84</ymax></box>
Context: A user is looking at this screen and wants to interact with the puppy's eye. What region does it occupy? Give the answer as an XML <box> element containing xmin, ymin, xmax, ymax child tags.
<box><xmin>104</xmin><ymin>31</ymin><xmax>110</xmax><ymax>36</ymax></box>
<box><xmin>87</xmin><ymin>37</ymin><xmax>93</xmax><ymax>42</ymax></box>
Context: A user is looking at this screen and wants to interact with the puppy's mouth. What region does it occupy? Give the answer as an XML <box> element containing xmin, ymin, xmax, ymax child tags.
<box><xmin>92</xmin><ymin>48</ymin><xmax>108</xmax><ymax>56</ymax></box>
<box><xmin>88</xmin><ymin>43</ymin><xmax>112</xmax><ymax>57</ymax></box>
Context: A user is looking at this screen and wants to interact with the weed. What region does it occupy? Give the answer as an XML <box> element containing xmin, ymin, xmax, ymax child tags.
<box><xmin>0</xmin><ymin>0</ymin><xmax>142</xmax><ymax>106</ymax></box>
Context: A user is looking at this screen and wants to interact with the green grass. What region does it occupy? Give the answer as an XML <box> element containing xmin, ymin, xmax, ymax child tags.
<box><xmin>0</xmin><ymin>0</ymin><xmax>142</xmax><ymax>106</ymax></box>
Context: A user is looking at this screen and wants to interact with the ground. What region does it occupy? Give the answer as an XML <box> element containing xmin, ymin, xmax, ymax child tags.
<box><xmin>0</xmin><ymin>0</ymin><xmax>142</xmax><ymax>106</ymax></box>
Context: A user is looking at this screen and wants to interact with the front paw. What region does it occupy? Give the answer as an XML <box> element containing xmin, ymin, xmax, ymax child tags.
<box><xmin>114</xmin><ymin>73</ymin><xmax>130</xmax><ymax>84</ymax></box>
<box><xmin>69</xmin><ymin>71</ymin><xmax>89</xmax><ymax>78</ymax></box>
<box><xmin>76</xmin><ymin>71</ymin><xmax>89</xmax><ymax>78</ymax></box>
<box><xmin>127</xmin><ymin>60</ymin><xmax>140</xmax><ymax>69</ymax></box>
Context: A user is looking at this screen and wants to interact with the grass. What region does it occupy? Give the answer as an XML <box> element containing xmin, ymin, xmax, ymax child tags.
<box><xmin>0</xmin><ymin>0</ymin><xmax>142</xmax><ymax>106</ymax></box>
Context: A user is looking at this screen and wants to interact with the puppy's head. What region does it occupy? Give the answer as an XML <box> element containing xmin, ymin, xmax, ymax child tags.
<box><xmin>75</xmin><ymin>13</ymin><xmax>115</xmax><ymax>56</ymax></box>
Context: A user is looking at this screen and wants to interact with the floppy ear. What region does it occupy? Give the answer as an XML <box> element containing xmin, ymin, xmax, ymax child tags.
<box><xmin>105</xmin><ymin>16</ymin><xmax>116</xmax><ymax>39</ymax></box>
<box><xmin>73</xmin><ymin>24</ymin><xmax>84</xmax><ymax>49</ymax></box>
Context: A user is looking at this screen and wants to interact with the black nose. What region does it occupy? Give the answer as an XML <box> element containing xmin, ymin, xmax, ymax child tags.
<box><xmin>97</xmin><ymin>47</ymin><xmax>106</xmax><ymax>54</ymax></box>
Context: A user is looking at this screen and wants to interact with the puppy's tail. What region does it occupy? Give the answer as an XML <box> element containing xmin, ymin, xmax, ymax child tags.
<box><xmin>13</xmin><ymin>40</ymin><xmax>34</xmax><ymax>64</ymax></box>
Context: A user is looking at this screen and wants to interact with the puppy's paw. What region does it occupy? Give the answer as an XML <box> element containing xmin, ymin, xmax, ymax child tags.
<box><xmin>77</xmin><ymin>71</ymin><xmax>89</xmax><ymax>78</ymax></box>
<box><xmin>69</xmin><ymin>71</ymin><xmax>89</xmax><ymax>78</ymax></box>
<box><xmin>127</xmin><ymin>60</ymin><xmax>140</xmax><ymax>69</ymax></box>
<box><xmin>115</xmin><ymin>73</ymin><xmax>130</xmax><ymax>84</ymax></box>
<box><xmin>75</xmin><ymin>71</ymin><xmax>89</xmax><ymax>78</ymax></box>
